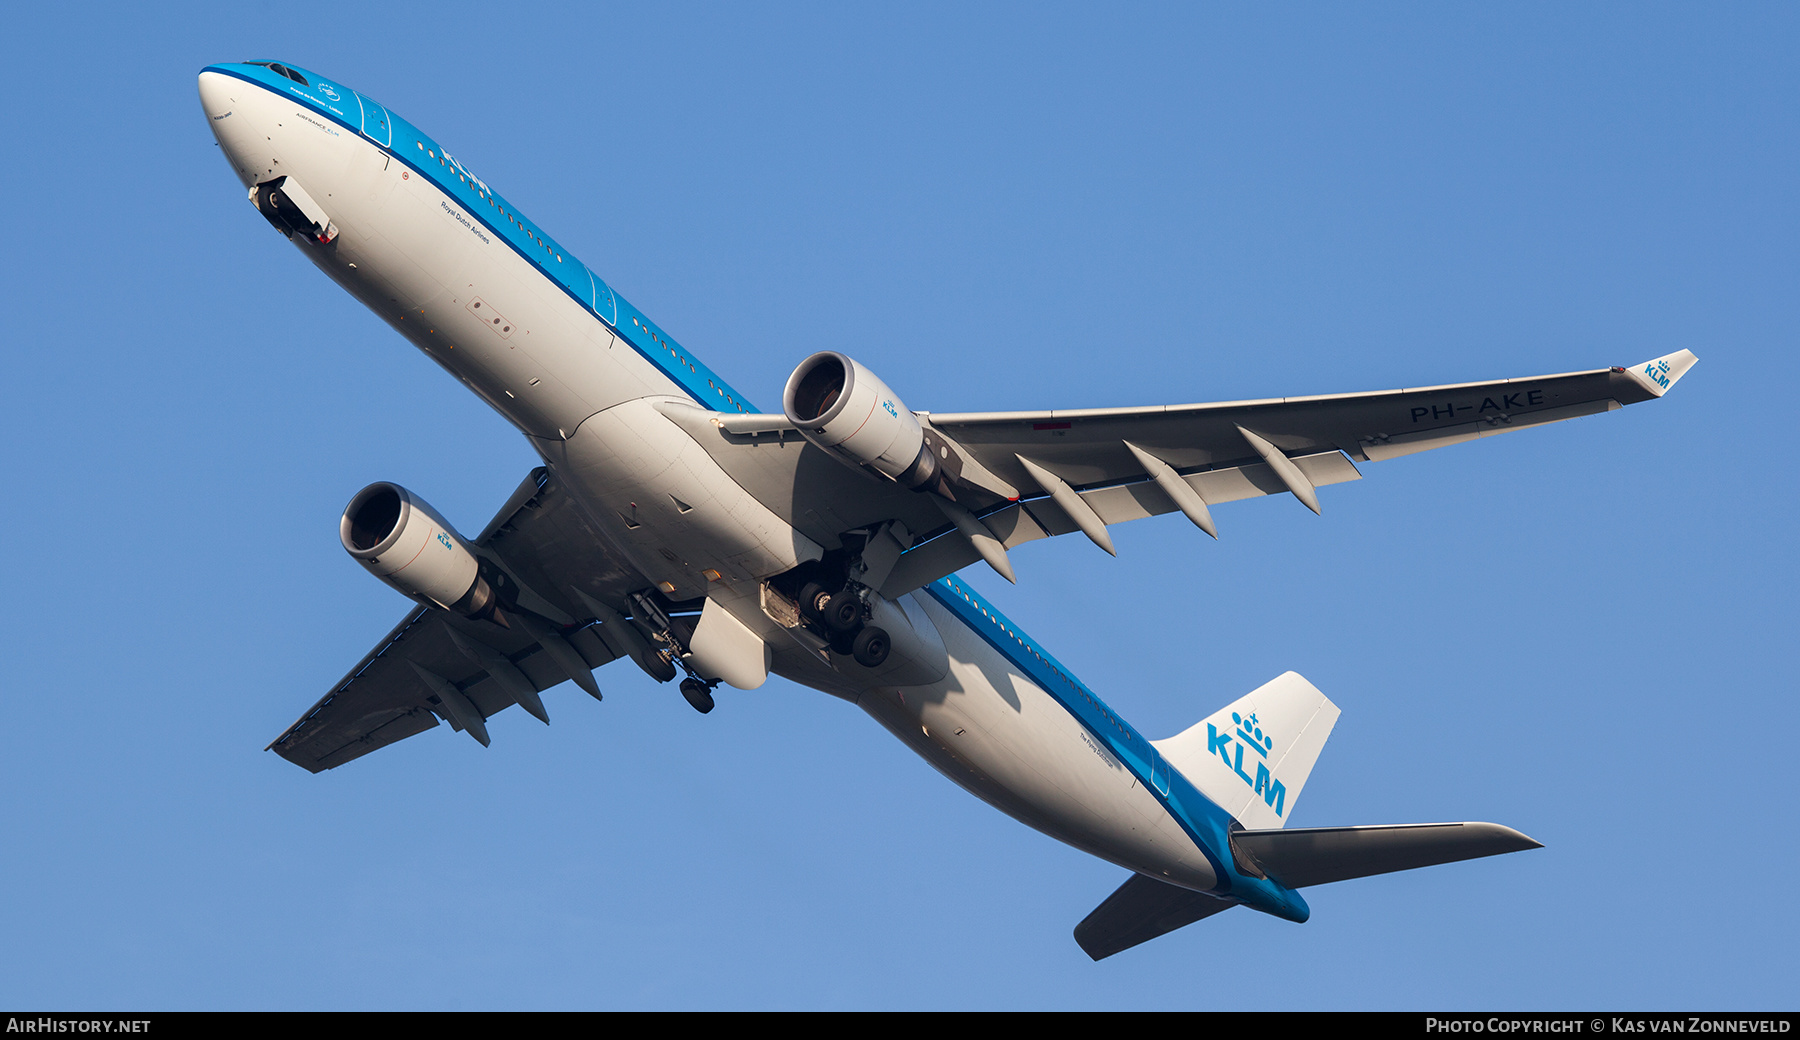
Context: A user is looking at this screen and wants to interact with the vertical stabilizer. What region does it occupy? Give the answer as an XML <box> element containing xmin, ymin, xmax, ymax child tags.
<box><xmin>1152</xmin><ymin>672</ymin><xmax>1339</xmax><ymax>829</ymax></box>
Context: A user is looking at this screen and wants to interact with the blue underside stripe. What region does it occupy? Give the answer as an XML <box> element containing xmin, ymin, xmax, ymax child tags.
<box><xmin>922</xmin><ymin>577</ymin><xmax>1236</xmax><ymax>889</ymax></box>
<box><xmin>923</xmin><ymin>576</ymin><xmax>1310</xmax><ymax>918</ymax></box>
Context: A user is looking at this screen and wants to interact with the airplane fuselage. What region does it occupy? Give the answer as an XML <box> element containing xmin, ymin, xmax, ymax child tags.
<box><xmin>200</xmin><ymin>62</ymin><xmax>1311</xmax><ymax>922</ymax></box>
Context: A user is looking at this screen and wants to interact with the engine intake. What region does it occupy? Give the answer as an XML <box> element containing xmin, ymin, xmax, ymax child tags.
<box><xmin>783</xmin><ymin>352</ymin><xmax>938</xmax><ymax>490</ymax></box>
<box><xmin>341</xmin><ymin>482</ymin><xmax>498</xmax><ymax>620</ymax></box>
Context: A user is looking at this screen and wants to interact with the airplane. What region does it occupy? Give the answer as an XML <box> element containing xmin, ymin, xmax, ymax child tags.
<box><xmin>198</xmin><ymin>59</ymin><xmax>1696</xmax><ymax>960</ymax></box>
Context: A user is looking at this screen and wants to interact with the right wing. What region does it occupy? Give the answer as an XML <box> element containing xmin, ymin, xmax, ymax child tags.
<box><xmin>268</xmin><ymin>468</ymin><xmax>660</xmax><ymax>772</ymax></box>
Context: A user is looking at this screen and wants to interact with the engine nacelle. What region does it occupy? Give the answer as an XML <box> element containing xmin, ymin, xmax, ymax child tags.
<box><xmin>341</xmin><ymin>482</ymin><xmax>497</xmax><ymax>619</ymax></box>
<box><xmin>783</xmin><ymin>352</ymin><xmax>938</xmax><ymax>490</ymax></box>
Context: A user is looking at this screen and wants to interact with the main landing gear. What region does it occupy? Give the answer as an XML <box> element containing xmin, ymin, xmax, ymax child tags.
<box><xmin>800</xmin><ymin>582</ymin><xmax>891</xmax><ymax>668</ymax></box>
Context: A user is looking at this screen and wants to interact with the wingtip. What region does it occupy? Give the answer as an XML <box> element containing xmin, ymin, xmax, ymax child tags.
<box><xmin>1466</xmin><ymin>821</ymin><xmax>1545</xmax><ymax>852</ymax></box>
<box><xmin>1624</xmin><ymin>349</ymin><xmax>1698</xmax><ymax>397</ymax></box>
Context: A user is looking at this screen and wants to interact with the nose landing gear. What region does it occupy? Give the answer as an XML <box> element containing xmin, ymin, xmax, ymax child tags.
<box><xmin>679</xmin><ymin>676</ymin><xmax>716</xmax><ymax>714</ymax></box>
<box><xmin>250</xmin><ymin>176</ymin><xmax>338</xmax><ymax>243</ymax></box>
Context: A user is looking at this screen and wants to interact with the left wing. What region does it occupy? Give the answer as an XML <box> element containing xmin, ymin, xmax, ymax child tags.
<box><xmin>268</xmin><ymin>468</ymin><xmax>659</xmax><ymax>772</ymax></box>
<box><xmin>876</xmin><ymin>350</ymin><xmax>1697</xmax><ymax>593</ymax></box>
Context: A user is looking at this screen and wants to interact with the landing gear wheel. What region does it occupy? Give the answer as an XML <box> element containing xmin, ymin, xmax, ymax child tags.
<box><xmin>799</xmin><ymin>582</ymin><xmax>831</xmax><ymax>623</ymax></box>
<box><xmin>644</xmin><ymin>652</ymin><xmax>679</xmax><ymax>685</ymax></box>
<box><xmin>823</xmin><ymin>590</ymin><xmax>864</xmax><ymax>634</ymax></box>
<box><xmin>680</xmin><ymin>677</ymin><xmax>715</xmax><ymax>714</ymax></box>
<box><xmin>852</xmin><ymin>625</ymin><xmax>891</xmax><ymax>668</ymax></box>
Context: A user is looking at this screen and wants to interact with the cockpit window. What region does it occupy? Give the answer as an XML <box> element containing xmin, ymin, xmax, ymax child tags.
<box><xmin>245</xmin><ymin>61</ymin><xmax>310</xmax><ymax>87</ymax></box>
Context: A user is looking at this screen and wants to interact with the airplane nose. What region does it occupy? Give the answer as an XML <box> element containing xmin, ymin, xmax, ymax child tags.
<box><xmin>197</xmin><ymin>69</ymin><xmax>234</xmax><ymax>121</ymax></box>
<box><xmin>199</xmin><ymin>68</ymin><xmax>266</xmax><ymax>187</ymax></box>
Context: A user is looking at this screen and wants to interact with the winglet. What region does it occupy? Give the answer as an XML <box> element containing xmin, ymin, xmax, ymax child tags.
<box><xmin>1624</xmin><ymin>349</ymin><xmax>1698</xmax><ymax>398</ymax></box>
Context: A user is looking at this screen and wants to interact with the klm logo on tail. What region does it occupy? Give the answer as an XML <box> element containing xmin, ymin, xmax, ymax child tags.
<box><xmin>1153</xmin><ymin>672</ymin><xmax>1339</xmax><ymax>830</ymax></box>
<box><xmin>1206</xmin><ymin>712</ymin><xmax>1288</xmax><ymax>817</ymax></box>
<box><xmin>1644</xmin><ymin>358</ymin><xmax>1673</xmax><ymax>390</ymax></box>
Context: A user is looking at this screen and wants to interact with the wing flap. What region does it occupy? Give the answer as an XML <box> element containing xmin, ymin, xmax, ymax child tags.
<box><xmin>308</xmin><ymin>707</ymin><xmax>442</xmax><ymax>771</ymax></box>
<box><xmin>877</xmin><ymin>450</ymin><xmax>1362</xmax><ymax>597</ymax></box>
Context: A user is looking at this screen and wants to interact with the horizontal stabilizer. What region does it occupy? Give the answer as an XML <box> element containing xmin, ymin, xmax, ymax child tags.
<box><xmin>1072</xmin><ymin>822</ymin><xmax>1539</xmax><ymax>958</ymax></box>
<box><xmin>1233</xmin><ymin>821</ymin><xmax>1541</xmax><ymax>889</ymax></box>
<box><xmin>1073</xmin><ymin>874</ymin><xmax>1238</xmax><ymax>961</ymax></box>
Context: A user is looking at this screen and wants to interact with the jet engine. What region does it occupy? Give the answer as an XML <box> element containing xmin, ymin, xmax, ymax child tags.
<box><xmin>783</xmin><ymin>352</ymin><xmax>939</xmax><ymax>491</ymax></box>
<box><xmin>340</xmin><ymin>482</ymin><xmax>499</xmax><ymax>621</ymax></box>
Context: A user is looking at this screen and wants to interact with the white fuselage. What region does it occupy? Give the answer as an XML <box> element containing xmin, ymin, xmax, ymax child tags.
<box><xmin>200</xmin><ymin>68</ymin><xmax>1224</xmax><ymax>896</ymax></box>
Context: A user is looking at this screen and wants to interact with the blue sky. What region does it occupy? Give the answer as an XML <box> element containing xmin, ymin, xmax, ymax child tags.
<box><xmin>0</xmin><ymin>3</ymin><xmax>1793</xmax><ymax>1010</ymax></box>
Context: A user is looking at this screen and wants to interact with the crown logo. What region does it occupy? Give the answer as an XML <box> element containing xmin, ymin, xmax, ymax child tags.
<box><xmin>1232</xmin><ymin>711</ymin><xmax>1275</xmax><ymax>759</ymax></box>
